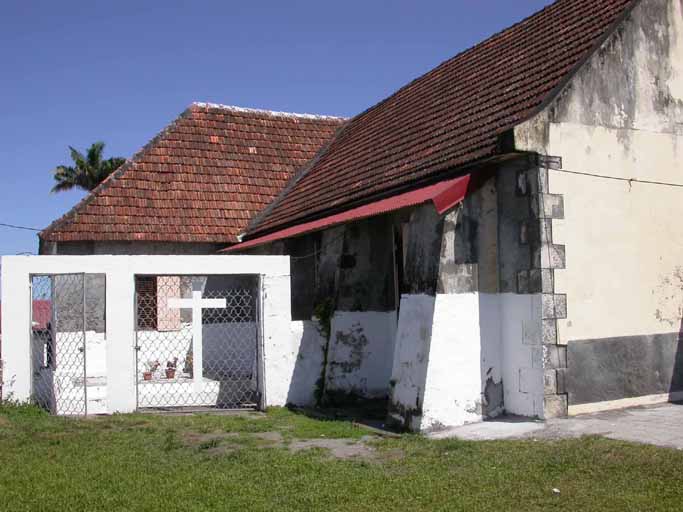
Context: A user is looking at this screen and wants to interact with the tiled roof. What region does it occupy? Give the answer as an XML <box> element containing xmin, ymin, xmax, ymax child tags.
<box><xmin>40</xmin><ymin>103</ymin><xmax>345</xmax><ymax>244</ymax></box>
<box><xmin>247</xmin><ymin>0</ymin><xmax>637</xmax><ymax>237</ymax></box>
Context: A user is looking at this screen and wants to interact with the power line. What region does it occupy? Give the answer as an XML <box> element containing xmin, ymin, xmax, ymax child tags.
<box><xmin>553</xmin><ymin>168</ymin><xmax>683</xmax><ymax>189</ymax></box>
<box><xmin>0</xmin><ymin>222</ymin><xmax>41</xmax><ymax>232</ymax></box>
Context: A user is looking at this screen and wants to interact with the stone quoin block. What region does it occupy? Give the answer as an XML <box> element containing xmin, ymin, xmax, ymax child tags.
<box><xmin>531</xmin><ymin>193</ymin><xmax>565</xmax><ymax>220</ymax></box>
<box><xmin>533</xmin><ymin>243</ymin><xmax>566</xmax><ymax>270</ymax></box>
<box><xmin>542</xmin><ymin>294</ymin><xmax>567</xmax><ymax>319</ymax></box>
<box><xmin>544</xmin><ymin>394</ymin><xmax>568</xmax><ymax>418</ymax></box>
<box><xmin>543</xmin><ymin>345</ymin><xmax>567</xmax><ymax>370</ymax></box>
<box><xmin>542</xmin><ymin>319</ymin><xmax>558</xmax><ymax>345</ymax></box>
<box><xmin>544</xmin><ymin>369</ymin><xmax>558</xmax><ymax>395</ymax></box>
<box><xmin>537</xmin><ymin>167</ymin><xmax>550</xmax><ymax>194</ymax></box>
<box><xmin>555</xmin><ymin>368</ymin><xmax>567</xmax><ymax>395</ymax></box>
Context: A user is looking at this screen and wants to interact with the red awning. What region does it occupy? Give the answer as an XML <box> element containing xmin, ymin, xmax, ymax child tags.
<box><xmin>223</xmin><ymin>174</ymin><xmax>471</xmax><ymax>253</ymax></box>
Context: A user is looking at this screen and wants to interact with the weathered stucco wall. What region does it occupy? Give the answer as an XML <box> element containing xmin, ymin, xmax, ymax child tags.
<box><xmin>515</xmin><ymin>0</ymin><xmax>683</xmax><ymax>412</ymax></box>
<box><xmin>255</xmin><ymin>215</ymin><xmax>400</xmax><ymax>404</ymax></box>
<box><xmin>43</xmin><ymin>241</ymin><xmax>223</xmax><ymax>255</ymax></box>
<box><xmin>389</xmin><ymin>183</ymin><xmax>507</xmax><ymax>431</ymax></box>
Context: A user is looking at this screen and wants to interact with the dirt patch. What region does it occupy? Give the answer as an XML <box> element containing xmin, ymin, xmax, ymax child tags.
<box><xmin>181</xmin><ymin>430</ymin><xmax>404</xmax><ymax>462</ymax></box>
<box><xmin>288</xmin><ymin>435</ymin><xmax>379</xmax><ymax>460</ymax></box>
<box><xmin>250</xmin><ymin>431</ymin><xmax>284</xmax><ymax>447</ymax></box>
<box><xmin>0</xmin><ymin>416</ymin><xmax>11</xmax><ymax>428</ymax></box>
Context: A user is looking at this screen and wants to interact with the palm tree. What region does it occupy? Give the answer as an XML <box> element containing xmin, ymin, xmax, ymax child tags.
<box><xmin>51</xmin><ymin>142</ymin><xmax>126</xmax><ymax>193</ymax></box>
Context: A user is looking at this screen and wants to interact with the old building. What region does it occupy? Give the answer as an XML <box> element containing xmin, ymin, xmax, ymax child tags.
<box><xmin>227</xmin><ymin>0</ymin><xmax>683</xmax><ymax>429</ymax></box>
<box><xmin>36</xmin><ymin>0</ymin><xmax>683</xmax><ymax>430</ymax></box>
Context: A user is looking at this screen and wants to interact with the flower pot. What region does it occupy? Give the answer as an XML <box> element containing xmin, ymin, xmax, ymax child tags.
<box><xmin>165</xmin><ymin>368</ymin><xmax>176</xmax><ymax>379</ymax></box>
<box><xmin>143</xmin><ymin>371</ymin><xmax>153</xmax><ymax>381</ymax></box>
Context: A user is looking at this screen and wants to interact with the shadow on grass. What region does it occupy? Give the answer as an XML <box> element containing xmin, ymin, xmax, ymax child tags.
<box><xmin>287</xmin><ymin>397</ymin><xmax>403</xmax><ymax>436</ymax></box>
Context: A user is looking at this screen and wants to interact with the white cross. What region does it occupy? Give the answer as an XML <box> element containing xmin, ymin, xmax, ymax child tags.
<box><xmin>168</xmin><ymin>284</ymin><xmax>226</xmax><ymax>391</ymax></box>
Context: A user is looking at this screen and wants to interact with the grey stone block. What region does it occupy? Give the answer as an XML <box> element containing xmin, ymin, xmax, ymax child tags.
<box><xmin>531</xmin><ymin>194</ymin><xmax>564</xmax><ymax>219</ymax></box>
<box><xmin>538</xmin><ymin>167</ymin><xmax>550</xmax><ymax>193</ymax></box>
<box><xmin>544</xmin><ymin>369</ymin><xmax>558</xmax><ymax>395</ymax></box>
<box><xmin>542</xmin><ymin>294</ymin><xmax>567</xmax><ymax>319</ymax></box>
<box><xmin>533</xmin><ymin>243</ymin><xmax>566</xmax><ymax>270</ymax></box>
<box><xmin>544</xmin><ymin>345</ymin><xmax>568</xmax><ymax>370</ymax></box>
<box><xmin>556</xmin><ymin>368</ymin><xmax>567</xmax><ymax>395</ymax></box>
<box><xmin>542</xmin><ymin>319</ymin><xmax>558</xmax><ymax>345</ymax></box>
<box><xmin>544</xmin><ymin>394</ymin><xmax>568</xmax><ymax>418</ymax></box>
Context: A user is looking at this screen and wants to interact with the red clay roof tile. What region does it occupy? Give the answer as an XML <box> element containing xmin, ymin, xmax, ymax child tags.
<box><xmin>246</xmin><ymin>0</ymin><xmax>637</xmax><ymax>237</ymax></box>
<box><xmin>40</xmin><ymin>103</ymin><xmax>345</xmax><ymax>244</ymax></box>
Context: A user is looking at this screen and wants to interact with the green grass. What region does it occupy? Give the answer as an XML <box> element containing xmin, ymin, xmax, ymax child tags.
<box><xmin>1</xmin><ymin>403</ymin><xmax>682</xmax><ymax>511</ymax></box>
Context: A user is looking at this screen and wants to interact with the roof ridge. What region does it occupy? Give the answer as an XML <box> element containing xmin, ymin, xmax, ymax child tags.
<box><xmin>191</xmin><ymin>102</ymin><xmax>347</xmax><ymax>122</ymax></box>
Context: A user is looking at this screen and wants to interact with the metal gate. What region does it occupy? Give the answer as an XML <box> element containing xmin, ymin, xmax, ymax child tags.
<box><xmin>134</xmin><ymin>275</ymin><xmax>262</xmax><ymax>410</ymax></box>
<box><xmin>30</xmin><ymin>274</ymin><xmax>106</xmax><ymax>416</ymax></box>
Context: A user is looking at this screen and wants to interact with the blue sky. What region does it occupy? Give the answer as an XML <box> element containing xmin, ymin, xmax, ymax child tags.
<box><xmin>0</xmin><ymin>0</ymin><xmax>552</xmax><ymax>255</ymax></box>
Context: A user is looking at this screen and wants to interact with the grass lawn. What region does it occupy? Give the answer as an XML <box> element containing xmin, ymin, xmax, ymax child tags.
<box><xmin>1</xmin><ymin>403</ymin><xmax>682</xmax><ymax>511</ymax></box>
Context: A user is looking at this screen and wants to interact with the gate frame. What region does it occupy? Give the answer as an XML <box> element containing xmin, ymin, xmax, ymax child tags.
<box><xmin>132</xmin><ymin>273</ymin><xmax>265</xmax><ymax>411</ymax></box>
<box><xmin>29</xmin><ymin>272</ymin><xmax>88</xmax><ymax>416</ymax></box>
<box><xmin>1</xmin><ymin>255</ymin><xmax>291</xmax><ymax>415</ymax></box>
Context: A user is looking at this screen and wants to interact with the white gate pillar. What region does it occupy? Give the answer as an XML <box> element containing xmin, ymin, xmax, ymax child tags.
<box><xmin>105</xmin><ymin>263</ymin><xmax>137</xmax><ymax>413</ymax></box>
<box><xmin>1</xmin><ymin>260</ymin><xmax>32</xmax><ymax>402</ymax></box>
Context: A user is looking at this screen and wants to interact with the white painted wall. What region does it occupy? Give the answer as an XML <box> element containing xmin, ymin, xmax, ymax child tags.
<box><xmin>260</xmin><ymin>273</ymin><xmax>297</xmax><ymax>407</ymax></box>
<box><xmin>325</xmin><ymin>311</ymin><xmax>397</xmax><ymax>398</ymax></box>
<box><xmin>286</xmin><ymin>320</ymin><xmax>327</xmax><ymax>406</ymax></box>
<box><xmin>0</xmin><ymin>255</ymin><xmax>291</xmax><ymax>414</ymax></box>
<box><xmin>390</xmin><ymin>292</ymin><xmax>506</xmax><ymax>431</ymax></box>
<box><xmin>499</xmin><ymin>294</ymin><xmax>545</xmax><ymax>418</ymax></box>
<box><xmin>420</xmin><ymin>293</ymin><xmax>485</xmax><ymax>429</ymax></box>
<box><xmin>389</xmin><ymin>294</ymin><xmax>434</xmax><ymax>431</ymax></box>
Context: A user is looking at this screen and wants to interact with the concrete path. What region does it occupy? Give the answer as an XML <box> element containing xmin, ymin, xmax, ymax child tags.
<box><xmin>427</xmin><ymin>402</ymin><xmax>683</xmax><ymax>449</ymax></box>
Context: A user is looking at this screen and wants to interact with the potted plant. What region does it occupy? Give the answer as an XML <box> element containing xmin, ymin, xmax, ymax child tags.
<box><xmin>165</xmin><ymin>357</ymin><xmax>178</xmax><ymax>379</ymax></box>
<box><xmin>143</xmin><ymin>360</ymin><xmax>160</xmax><ymax>381</ymax></box>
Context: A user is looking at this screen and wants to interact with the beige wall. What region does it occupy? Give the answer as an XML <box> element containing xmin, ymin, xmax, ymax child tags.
<box><xmin>515</xmin><ymin>0</ymin><xmax>683</xmax><ymax>345</ymax></box>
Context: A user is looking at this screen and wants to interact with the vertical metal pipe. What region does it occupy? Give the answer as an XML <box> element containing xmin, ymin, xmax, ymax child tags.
<box><xmin>133</xmin><ymin>279</ymin><xmax>139</xmax><ymax>411</ymax></box>
<box><xmin>257</xmin><ymin>274</ymin><xmax>266</xmax><ymax>410</ymax></box>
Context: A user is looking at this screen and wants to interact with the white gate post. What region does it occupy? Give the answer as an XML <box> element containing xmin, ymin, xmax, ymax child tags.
<box><xmin>105</xmin><ymin>261</ymin><xmax>137</xmax><ymax>413</ymax></box>
<box><xmin>0</xmin><ymin>258</ymin><xmax>32</xmax><ymax>402</ymax></box>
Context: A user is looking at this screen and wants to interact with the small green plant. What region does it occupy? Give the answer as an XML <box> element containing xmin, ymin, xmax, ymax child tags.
<box><xmin>313</xmin><ymin>298</ymin><xmax>336</xmax><ymax>406</ymax></box>
<box><xmin>312</xmin><ymin>298</ymin><xmax>335</xmax><ymax>340</ymax></box>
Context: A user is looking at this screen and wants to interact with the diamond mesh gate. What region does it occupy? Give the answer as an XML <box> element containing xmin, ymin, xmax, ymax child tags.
<box><xmin>134</xmin><ymin>275</ymin><xmax>262</xmax><ymax>410</ymax></box>
<box><xmin>30</xmin><ymin>274</ymin><xmax>106</xmax><ymax>416</ymax></box>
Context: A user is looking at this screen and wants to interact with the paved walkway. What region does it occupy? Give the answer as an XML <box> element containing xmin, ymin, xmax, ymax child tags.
<box><xmin>427</xmin><ymin>402</ymin><xmax>683</xmax><ymax>449</ymax></box>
